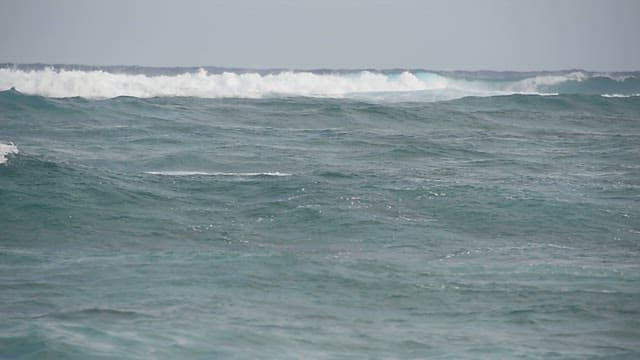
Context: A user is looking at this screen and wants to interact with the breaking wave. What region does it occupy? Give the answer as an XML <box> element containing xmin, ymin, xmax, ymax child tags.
<box><xmin>0</xmin><ymin>66</ymin><xmax>638</xmax><ymax>101</ymax></box>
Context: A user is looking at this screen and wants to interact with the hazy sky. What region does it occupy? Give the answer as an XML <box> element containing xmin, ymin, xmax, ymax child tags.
<box><xmin>1</xmin><ymin>0</ymin><xmax>639</xmax><ymax>70</ymax></box>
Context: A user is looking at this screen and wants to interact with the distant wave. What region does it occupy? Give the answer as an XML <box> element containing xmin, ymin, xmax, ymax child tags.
<box><xmin>0</xmin><ymin>142</ymin><xmax>18</xmax><ymax>165</ymax></box>
<box><xmin>145</xmin><ymin>171</ymin><xmax>291</xmax><ymax>177</ymax></box>
<box><xmin>601</xmin><ymin>93</ymin><xmax>640</xmax><ymax>98</ymax></box>
<box><xmin>0</xmin><ymin>66</ymin><xmax>638</xmax><ymax>101</ymax></box>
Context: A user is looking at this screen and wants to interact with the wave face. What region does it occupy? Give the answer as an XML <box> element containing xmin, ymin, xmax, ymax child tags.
<box><xmin>1</xmin><ymin>64</ymin><xmax>639</xmax><ymax>100</ymax></box>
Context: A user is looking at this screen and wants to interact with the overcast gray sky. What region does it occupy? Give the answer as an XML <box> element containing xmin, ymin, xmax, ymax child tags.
<box><xmin>1</xmin><ymin>0</ymin><xmax>638</xmax><ymax>70</ymax></box>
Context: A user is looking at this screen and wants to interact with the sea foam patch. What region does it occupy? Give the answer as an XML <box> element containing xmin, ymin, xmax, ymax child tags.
<box><xmin>0</xmin><ymin>142</ymin><xmax>18</xmax><ymax>164</ymax></box>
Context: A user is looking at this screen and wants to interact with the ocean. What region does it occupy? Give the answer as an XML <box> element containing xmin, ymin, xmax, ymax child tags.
<box><xmin>1</xmin><ymin>65</ymin><xmax>639</xmax><ymax>359</ymax></box>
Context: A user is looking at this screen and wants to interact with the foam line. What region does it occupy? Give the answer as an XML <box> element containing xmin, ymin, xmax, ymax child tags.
<box><xmin>144</xmin><ymin>171</ymin><xmax>291</xmax><ymax>177</ymax></box>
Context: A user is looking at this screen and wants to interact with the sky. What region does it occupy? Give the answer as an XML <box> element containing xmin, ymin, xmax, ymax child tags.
<box><xmin>1</xmin><ymin>0</ymin><xmax>639</xmax><ymax>71</ymax></box>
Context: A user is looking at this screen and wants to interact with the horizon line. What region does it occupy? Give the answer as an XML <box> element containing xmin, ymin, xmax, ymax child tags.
<box><xmin>1</xmin><ymin>62</ymin><xmax>639</xmax><ymax>74</ymax></box>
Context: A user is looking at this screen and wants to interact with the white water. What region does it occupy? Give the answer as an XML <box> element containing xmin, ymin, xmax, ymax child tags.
<box><xmin>0</xmin><ymin>67</ymin><xmax>623</xmax><ymax>100</ymax></box>
<box><xmin>0</xmin><ymin>142</ymin><xmax>19</xmax><ymax>165</ymax></box>
<box><xmin>601</xmin><ymin>93</ymin><xmax>640</xmax><ymax>98</ymax></box>
<box><xmin>0</xmin><ymin>68</ymin><xmax>441</xmax><ymax>99</ymax></box>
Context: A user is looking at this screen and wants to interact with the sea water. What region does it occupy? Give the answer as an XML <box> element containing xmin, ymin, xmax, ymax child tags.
<box><xmin>1</xmin><ymin>65</ymin><xmax>639</xmax><ymax>359</ymax></box>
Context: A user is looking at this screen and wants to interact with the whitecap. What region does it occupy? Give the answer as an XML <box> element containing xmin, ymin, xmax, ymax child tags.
<box><xmin>601</xmin><ymin>93</ymin><xmax>640</xmax><ymax>98</ymax></box>
<box><xmin>0</xmin><ymin>142</ymin><xmax>18</xmax><ymax>164</ymax></box>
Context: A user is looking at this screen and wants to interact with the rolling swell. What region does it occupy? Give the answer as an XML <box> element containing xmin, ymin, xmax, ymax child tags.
<box><xmin>1</xmin><ymin>81</ymin><xmax>639</xmax><ymax>359</ymax></box>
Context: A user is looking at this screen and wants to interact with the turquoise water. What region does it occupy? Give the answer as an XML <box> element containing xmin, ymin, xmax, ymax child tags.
<box><xmin>1</xmin><ymin>67</ymin><xmax>640</xmax><ymax>359</ymax></box>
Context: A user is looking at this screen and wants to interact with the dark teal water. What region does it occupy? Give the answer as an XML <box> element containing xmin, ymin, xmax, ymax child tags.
<box><xmin>1</xmin><ymin>84</ymin><xmax>640</xmax><ymax>358</ymax></box>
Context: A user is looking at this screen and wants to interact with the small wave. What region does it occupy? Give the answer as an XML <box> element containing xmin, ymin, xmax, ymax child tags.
<box><xmin>601</xmin><ymin>93</ymin><xmax>640</xmax><ymax>98</ymax></box>
<box><xmin>0</xmin><ymin>142</ymin><xmax>19</xmax><ymax>164</ymax></box>
<box><xmin>144</xmin><ymin>171</ymin><xmax>291</xmax><ymax>177</ymax></box>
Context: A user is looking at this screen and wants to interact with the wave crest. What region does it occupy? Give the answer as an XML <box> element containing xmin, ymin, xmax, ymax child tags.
<box><xmin>0</xmin><ymin>67</ymin><xmax>447</xmax><ymax>99</ymax></box>
<box><xmin>0</xmin><ymin>67</ymin><xmax>638</xmax><ymax>100</ymax></box>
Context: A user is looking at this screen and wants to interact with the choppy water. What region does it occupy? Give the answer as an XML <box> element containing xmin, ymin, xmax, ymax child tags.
<box><xmin>1</xmin><ymin>66</ymin><xmax>640</xmax><ymax>359</ymax></box>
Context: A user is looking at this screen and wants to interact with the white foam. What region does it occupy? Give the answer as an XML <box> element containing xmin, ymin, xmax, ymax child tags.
<box><xmin>442</xmin><ymin>72</ymin><xmax>587</xmax><ymax>95</ymax></box>
<box><xmin>144</xmin><ymin>171</ymin><xmax>291</xmax><ymax>177</ymax></box>
<box><xmin>0</xmin><ymin>142</ymin><xmax>18</xmax><ymax>164</ymax></box>
<box><xmin>0</xmin><ymin>68</ymin><xmax>630</xmax><ymax>100</ymax></box>
<box><xmin>0</xmin><ymin>67</ymin><xmax>445</xmax><ymax>99</ymax></box>
<box><xmin>601</xmin><ymin>93</ymin><xmax>640</xmax><ymax>98</ymax></box>
<box><xmin>511</xmin><ymin>71</ymin><xmax>588</xmax><ymax>92</ymax></box>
